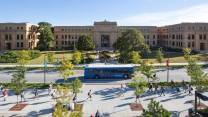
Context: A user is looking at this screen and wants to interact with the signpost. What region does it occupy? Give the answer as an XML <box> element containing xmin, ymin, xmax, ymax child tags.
<box><xmin>166</xmin><ymin>58</ymin><xmax>170</xmax><ymax>82</ymax></box>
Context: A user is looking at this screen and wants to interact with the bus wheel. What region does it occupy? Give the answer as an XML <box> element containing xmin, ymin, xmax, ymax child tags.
<box><xmin>95</xmin><ymin>75</ymin><xmax>99</xmax><ymax>79</ymax></box>
<box><xmin>123</xmin><ymin>74</ymin><xmax>128</xmax><ymax>79</ymax></box>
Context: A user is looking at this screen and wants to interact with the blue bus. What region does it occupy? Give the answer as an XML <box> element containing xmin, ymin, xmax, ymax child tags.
<box><xmin>84</xmin><ymin>64</ymin><xmax>135</xmax><ymax>79</ymax></box>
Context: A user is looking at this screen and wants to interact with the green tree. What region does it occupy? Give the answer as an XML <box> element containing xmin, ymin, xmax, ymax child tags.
<box><xmin>186</xmin><ymin>58</ymin><xmax>208</xmax><ymax>91</ymax></box>
<box><xmin>11</xmin><ymin>50</ymin><xmax>29</xmax><ymax>103</ymax></box>
<box><xmin>47</xmin><ymin>52</ymin><xmax>55</xmax><ymax>63</ymax></box>
<box><xmin>140</xmin><ymin>61</ymin><xmax>155</xmax><ymax>83</ymax></box>
<box><xmin>77</xmin><ymin>35</ymin><xmax>95</xmax><ymax>50</ymax></box>
<box><xmin>119</xmin><ymin>51</ymin><xmax>141</xmax><ymax>64</ymax></box>
<box><xmin>183</xmin><ymin>48</ymin><xmax>191</xmax><ymax>61</ymax></box>
<box><xmin>142</xmin><ymin>99</ymin><xmax>171</xmax><ymax>117</ymax></box>
<box><xmin>156</xmin><ymin>48</ymin><xmax>164</xmax><ymax>64</ymax></box>
<box><xmin>53</xmin><ymin>102</ymin><xmax>69</xmax><ymax>117</ymax></box>
<box><xmin>129</xmin><ymin>77</ymin><xmax>146</xmax><ymax>103</ymax></box>
<box><xmin>72</xmin><ymin>51</ymin><xmax>82</xmax><ymax>65</ymax></box>
<box><xmin>58</xmin><ymin>59</ymin><xmax>74</xmax><ymax>81</ymax></box>
<box><xmin>71</xmin><ymin>78</ymin><xmax>82</xmax><ymax>95</ymax></box>
<box><xmin>37</xmin><ymin>22</ymin><xmax>54</xmax><ymax>50</ymax></box>
<box><xmin>114</xmin><ymin>29</ymin><xmax>150</xmax><ymax>54</ymax></box>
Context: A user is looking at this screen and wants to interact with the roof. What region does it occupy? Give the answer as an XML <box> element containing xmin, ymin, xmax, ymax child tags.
<box><xmin>85</xmin><ymin>63</ymin><xmax>134</xmax><ymax>68</ymax></box>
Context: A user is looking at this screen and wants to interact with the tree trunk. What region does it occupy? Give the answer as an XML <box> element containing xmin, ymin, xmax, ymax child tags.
<box><xmin>17</xmin><ymin>95</ymin><xmax>19</xmax><ymax>104</ymax></box>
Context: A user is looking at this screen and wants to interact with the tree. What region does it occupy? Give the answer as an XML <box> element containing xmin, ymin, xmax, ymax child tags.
<box><xmin>186</xmin><ymin>58</ymin><xmax>208</xmax><ymax>91</ymax></box>
<box><xmin>140</xmin><ymin>61</ymin><xmax>155</xmax><ymax>83</ymax></box>
<box><xmin>11</xmin><ymin>50</ymin><xmax>29</xmax><ymax>103</ymax></box>
<box><xmin>72</xmin><ymin>51</ymin><xmax>82</xmax><ymax>65</ymax></box>
<box><xmin>71</xmin><ymin>78</ymin><xmax>82</xmax><ymax>95</ymax></box>
<box><xmin>37</xmin><ymin>22</ymin><xmax>54</xmax><ymax>50</ymax></box>
<box><xmin>58</xmin><ymin>59</ymin><xmax>74</xmax><ymax>81</ymax></box>
<box><xmin>114</xmin><ymin>29</ymin><xmax>150</xmax><ymax>54</ymax></box>
<box><xmin>156</xmin><ymin>48</ymin><xmax>164</xmax><ymax>64</ymax></box>
<box><xmin>130</xmin><ymin>77</ymin><xmax>146</xmax><ymax>103</ymax></box>
<box><xmin>77</xmin><ymin>35</ymin><xmax>95</xmax><ymax>51</ymax></box>
<box><xmin>142</xmin><ymin>99</ymin><xmax>171</xmax><ymax>117</ymax></box>
<box><xmin>47</xmin><ymin>52</ymin><xmax>55</xmax><ymax>63</ymax></box>
<box><xmin>183</xmin><ymin>48</ymin><xmax>191</xmax><ymax>61</ymax></box>
<box><xmin>53</xmin><ymin>85</ymin><xmax>71</xmax><ymax>117</ymax></box>
<box><xmin>119</xmin><ymin>51</ymin><xmax>141</xmax><ymax>64</ymax></box>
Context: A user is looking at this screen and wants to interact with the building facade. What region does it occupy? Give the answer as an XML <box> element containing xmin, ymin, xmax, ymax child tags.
<box><xmin>54</xmin><ymin>21</ymin><xmax>158</xmax><ymax>50</ymax></box>
<box><xmin>0</xmin><ymin>21</ymin><xmax>208</xmax><ymax>52</ymax></box>
<box><xmin>0</xmin><ymin>23</ymin><xmax>38</xmax><ymax>50</ymax></box>
<box><xmin>158</xmin><ymin>23</ymin><xmax>208</xmax><ymax>52</ymax></box>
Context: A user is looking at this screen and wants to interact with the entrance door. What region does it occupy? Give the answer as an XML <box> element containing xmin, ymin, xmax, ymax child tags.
<box><xmin>6</xmin><ymin>43</ymin><xmax>11</xmax><ymax>50</ymax></box>
<box><xmin>200</xmin><ymin>43</ymin><xmax>205</xmax><ymax>51</ymax></box>
<box><xmin>101</xmin><ymin>35</ymin><xmax>110</xmax><ymax>47</ymax></box>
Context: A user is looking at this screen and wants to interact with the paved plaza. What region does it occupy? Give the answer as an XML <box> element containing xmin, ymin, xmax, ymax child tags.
<box><xmin>0</xmin><ymin>83</ymin><xmax>207</xmax><ymax>117</ymax></box>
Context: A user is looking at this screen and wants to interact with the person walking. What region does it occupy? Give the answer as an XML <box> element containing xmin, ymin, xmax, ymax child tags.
<box><xmin>20</xmin><ymin>91</ymin><xmax>26</xmax><ymax>102</ymax></box>
<box><xmin>33</xmin><ymin>88</ymin><xmax>38</xmax><ymax>99</ymax></box>
<box><xmin>188</xmin><ymin>84</ymin><xmax>193</xmax><ymax>95</ymax></box>
<box><xmin>120</xmin><ymin>84</ymin><xmax>125</xmax><ymax>97</ymax></box>
<box><xmin>148</xmin><ymin>83</ymin><xmax>153</xmax><ymax>92</ymax></box>
<box><xmin>2</xmin><ymin>88</ymin><xmax>8</xmax><ymax>101</ymax></box>
<box><xmin>48</xmin><ymin>82</ymin><xmax>53</xmax><ymax>95</ymax></box>
<box><xmin>87</xmin><ymin>90</ymin><xmax>92</xmax><ymax>101</ymax></box>
<box><xmin>154</xmin><ymin>84</ymin><xmax>158</xmax><ymax>94</ymax></box>
<box><xmin>159</xmin><ymin>86</ymin><xmax>165</xmax><ymax>96</ymax></box>
<box><xmin>73</xmin><ymin>94</ymin><xmax>77</xmax><ymax>103</ymax></box>
<box><xmin>95</xmin><ymin>110</ymin><xmax>101</xmax><ymax>117</ymax></box>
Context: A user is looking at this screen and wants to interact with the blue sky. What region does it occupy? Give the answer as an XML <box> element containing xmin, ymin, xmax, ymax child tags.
<box><xmin>0</xmin><ymin>0</ymin><xmax>208</xmax><ymax>26</ymax></box>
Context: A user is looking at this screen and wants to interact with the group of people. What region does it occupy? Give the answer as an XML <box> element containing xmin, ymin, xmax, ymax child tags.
<box><xmin>90</xmin><ymin>110</ymin><xmax>101</xmax><ymax>117</ymax></box>
<box><xmin>147</xmin><ymin>80</ymin><xmax>194</xmax><ymax>97</ymax></box>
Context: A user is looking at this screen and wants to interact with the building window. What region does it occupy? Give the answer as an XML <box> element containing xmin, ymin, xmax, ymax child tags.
<box><xmin>62</xmin><ymin>35</ymin><xmax>64</xmax><ymax>39</ymax></box>
<box><xmin>192</xmin><ymin>42</ymin><xmax>195</xmax><ymax>47</ymax></box>
<box><xmin>17</xmin><ymin>42</ymin><xmax>19</xmax><ymax>48</ymax></box>
<box><xmin>5</xmin><ymin>34</ymin><xmax>8</xmax><ymax>40</ymax></box>
<box><xmin>192</xmin><ymin>34</ymin><xmax>195</xmax><ymax>40</ymax></box>
<box><xmin>199</xmin><ymin>34</ymin><xmax>203</xmax><ymax>40</ymax></box>
<box><xmin>68</xmin><ymin>35</ymin><xmax>71</xmax><ymax>39</ymax></box>
<box><xmin>153</xmin><ymin>35</ymin><xmax>155</xmax><ymax>39</ymax></box>
<box><xmin>17</xmin><ymin>35</ymin><xmax>19</xmax><ymax>40</ymax></box>
<box><xmin>17</xmin><ymin>27</ymin><xmax>19</xmax><ymax>30</ymax></box>
<box><xmin>65</xmin><ymin>35</ymin><xmax>67</xmax><ymax>39</ymax></box>
<box><xmin>62</xmin><ymin>41</ymin><xmax>64</xmax><ymax>45</ymax></box>
<box><xmin>56</xmin><ymin>35</ymin><xmax>58</xmax><ymax>39</ymax></box>
<box><xmin>56</xmin><ymin>41</ymin><xmax>58</xmax><ymax>45</ymax></box>
<box><xmin>21</xmin><ymin>42</ymin><xmax>23</xmax><ymax>47</ymax></box>
<box><xmin>203</xmin><ymin>34</ymin><xmax>206</xmax><ymax>40</ymax></box>
<box><xmin>21</xmin><ymin>27</ymin><xmax>23</xmax><ymax>30</ymax></box>
<box><xmin>172</xmin><ymin>34</ymin><xmax>175</xmax><ymax>39</ymax></box>
<box><xmin>153</xmin><ymin>41</ymin><xmax>155</xmax><ymax>45</ymax></box>
<box><xmin>9</xmin><ymin>27</ymin><xmax>12</xmax><ymax>30</ymax></box>
<box><xmin>188</xmin><ymin>34</ymin><xmax>191</xmax><ymax>40</ymax></box>
<box><xmin>188</xmin><ymin>42</ymin><xmax>191</xmax><ymax>48</ymax></box>
<box><xmin>9</xmin><ymin>34</ymin><xmax>12</xmax><ymax>40</ymax></box>
<box><xmin>21</xmin><ymin>35</ymin><xmax>24</xmax><ymax>40</ymax></box>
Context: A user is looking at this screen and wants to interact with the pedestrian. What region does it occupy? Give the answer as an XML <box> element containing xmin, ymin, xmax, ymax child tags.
<box><xmin>73</xmin><ymin>94</ymin><xmax>77</xmax><ymax>103</ymax></box>
<box><xmin>159</xmin><ymin>86</ymin><xmax>165</xmax><ymax>96</ymax></box>
<box><xmin>2</xmin><ymin>88</ymin><xmax>8</xmax><ymax>101</ymax></box>
<box><xmin>188</xmin><ymin>84</ymin><xmax>193</xmax><ymax>95</ymax></box>
<box><xmin>120</xmin><ymin>84</ymin><xmax>124</xmax><ymax>96</ymax></box>
<box><xmin>0</xmin><ymin>84</ymin><xmax>3</xmax><ymax>95</ymax></box>
<box><xmin>95</xmin><ymin>110</ymin><xmax>101</xmax><ymax>117</ymax></box>
<box><xmin>148</xmin><ymin>83</ymin><xmax>153</xmax><ymax>92</ymax></box>
<box><xmin>20</xmin><ymin>91</ymin><xmax>26</xmax><ymax>102</ymax></box>
<box><xmin>90</xmin><ymin>114</ymin><xmax>94</xmax><ymax>117</ymax></box>
<box><xmin>48</xmin><ymin>82</ymin><xmax>53</xmax><ymax>95</ymax></box>
<box><xmin>171</xmin><ymin>80</ymin><xmax>175</xmax><ymax>89</ymax></box>
<box><xmin>87</xmin><ymin>90</ymin><xmax>92</xmax><ymax>101</ymax></box>
<box><xmin>154</xmin><ymin>84</ymin><xmax>158</xmax><ymax>94</ymax></box>
<box><xmin>33</xmin><ymin>88</ymin><xmax>38</xmax><ymax>99</ymax></box>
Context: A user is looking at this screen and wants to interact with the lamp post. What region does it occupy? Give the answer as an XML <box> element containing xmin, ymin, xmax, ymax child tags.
<box><xmin>44</xmin><ymin>55</ymin><xmax>47</xmax><ymax>84</ymax></box>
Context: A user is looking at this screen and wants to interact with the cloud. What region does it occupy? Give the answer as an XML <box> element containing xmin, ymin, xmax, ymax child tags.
<box><xmin>118</xmin><ymin>4</ymin><xmax>208</xmax><ymax>26</ymax></box>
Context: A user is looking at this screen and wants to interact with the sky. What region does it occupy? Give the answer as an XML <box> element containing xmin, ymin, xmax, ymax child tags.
<box><xmin>0</xmin><ymin>0</ymin><xmax>208</xmax><ymax>26</ymax></box>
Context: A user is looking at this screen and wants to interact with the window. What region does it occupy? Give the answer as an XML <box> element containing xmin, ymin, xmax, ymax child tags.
<box><xmin>153</xmin><ymin>41</ymin><xmax>155</xmax><ymax>45</ymax></box>
<box><xmin>192</xmin><ymin>34</ymin><xmax>195</xmax><ymax>40</ymax></box>
<box><xmin>17</xmin><ymin>27</ymin><xmax>19</xmax><ymax>30</ymax></box>
<box><xmin>199</xmin><ymin>34</ymin><xmax>203</xmax><ymax>40</ymax></box>
<box><xmin>62</xmin><ymin>41</ymin><xmax>64</xmax><ymax>45</ymax></box>
<box><xmin>17</xmin><ymin>35</ymin><xmax>19</xmax><ymax>40</ymax></box>
<box><xmin>172</xmin><ymin>34</ymin><xmax>175</xmax><ymax>39</ymax></box>
<box><xmin>192</xmin><ymin>42</ymin><xmax>195</xmax><ymax>47</ymax></box>
<box><xmin>188</xmin><ymin>42</ymin><xmax>191</xmax><ymax>48</ymax></box>
<box><xmin>56</xmin><ymin>35</ymin><xmax>58</xmax><ymax>39</ymax></box>
<box><xmin>153</xmin><ymin>35</ymin><xmax>155</xmax><ymax>39</ymax></box>
<box><xmin>56</xmin><ymin>41</ymin><xmax>58</xmax><ymax>45</ymax></box>
<box><xmin>68</xmin><ymin>35</ymin><xmax>71</xmax><ymax>39</ymax></box>
<box><xmin>5</xmin><ymin>34</ymin><xmax>8</xmax><ymax>40</ymax></box>
<box><xmin>65</xmin><ymin>35</ymin><xmax>67</xmax><ymax>39</ymax></box>
<box><xmin>9</xmin><ymin>34</ymin><xmax>12</xmax><ymax>40</ymax></box>
<box><xmin>21</xmin><ymin>27</ymin><xmax>23</xmax><ymax>30</ymax></box>
<box><xmin>9</xmin><ymin>27</ymin><xmax>12</xmax><ymax>30</ymax></box>
<box><xmin>172</xmin><ymin>42</ymin><xmax>175</xmax><ymax>46</ymax></box>
<box><xmin>62</xmin><ymin>35</ymin><xmax>64</xmax><ymax>39</ymax></box>
<box><xmin>17</xmin><ymin>42</ymin><xmax>19</xmax><ymax>47</ymax></box>
<box><xmin>21</xmin><ymin>42</ymin><xmax>23</xmax><ymax>47</ymax></box>
<box><xmin>188</xmin><ymin>34</ymin><xmax>191</xmax><ymax>40</ymax></box>
<box><xmin>21</xmin><ymin>35</ymin><xmax>24</xmax><ymax>40</ymax></box>
<box><xmin>203</xmin><ymin>34</ymin><xmax>206</xmax><ymax>40</ymax></box>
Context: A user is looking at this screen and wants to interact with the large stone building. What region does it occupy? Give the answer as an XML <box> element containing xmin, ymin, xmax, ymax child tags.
<box><xmin>0</xmin><ymin>21</ymin><xmax>208</xmax><ymax>52</ymax></box>
<box><xmin>158</xmin><ymin>23</ymin><xmax>208</xmax><ymax>52</ymax></box>
<box><xmin>0</xmin><ymin>23</ymin><xmax>38</xmax><ymax>50</ymax></box>
<box><xmin>54</xmin><ymin>21</ymin><xmax>158</xmax><ymax>50</ymax></box>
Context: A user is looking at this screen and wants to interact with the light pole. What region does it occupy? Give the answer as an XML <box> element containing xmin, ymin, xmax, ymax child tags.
<box><xmin>166</xmin><ymin>51</ymin><xmax>170</xmax><ymax>82</ymax></box>
<box><xmin>44</xmin><ymin>55</ymin><xmax>47</xmax><ymax>84</ymax></box>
